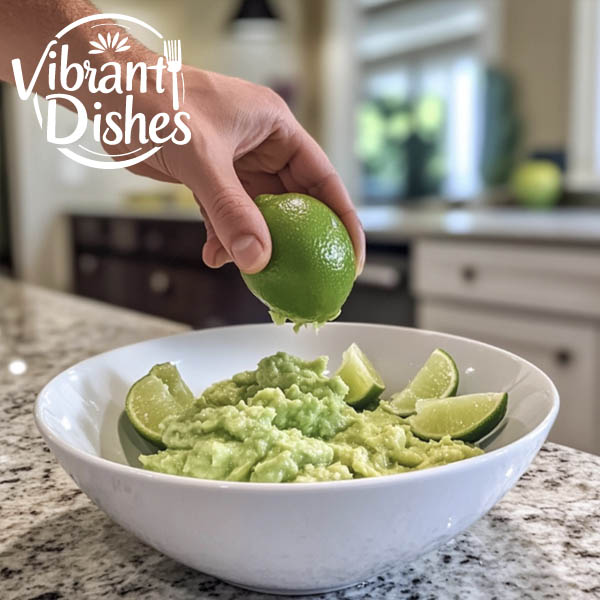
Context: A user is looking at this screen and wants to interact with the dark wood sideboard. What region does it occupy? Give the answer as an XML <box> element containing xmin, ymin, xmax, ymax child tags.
<box><xmin>69</xmin><ymin>213</ymin><xmax>414</xmax><ymax>329</ymax></box>
<box><xmin>70</xmin><ymin>213</ymin><xmax>269</xmax><ymax>328</ymax></box>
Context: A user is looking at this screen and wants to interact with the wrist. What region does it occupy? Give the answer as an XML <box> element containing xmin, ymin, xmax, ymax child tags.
<box><xmin>67</xmin><ymin>27</ymin><xmax>162</xmax><ymax>115</ymax></box>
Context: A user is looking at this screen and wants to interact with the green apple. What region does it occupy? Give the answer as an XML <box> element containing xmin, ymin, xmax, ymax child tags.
<box><xmin>510</xmin><ymin>160</ymin><xmax>562</xmax><ymax>208</ymax></box>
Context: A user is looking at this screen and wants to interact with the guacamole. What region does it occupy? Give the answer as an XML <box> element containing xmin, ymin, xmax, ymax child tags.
<box><xmin>139</xmin><ymin>352</ymin><xmax>482</xmax><ymax>483</ymax></box>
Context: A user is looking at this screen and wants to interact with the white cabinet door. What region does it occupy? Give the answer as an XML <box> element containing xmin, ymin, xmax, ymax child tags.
<box><xmin>418</xmin><ymin>300</ymin><xmax>599</xmax><ymax>455</ymax></box>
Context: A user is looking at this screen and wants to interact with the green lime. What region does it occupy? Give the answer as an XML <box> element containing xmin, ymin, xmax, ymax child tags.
<box><xmin>408</xmin><ymin>392</ymin><xmax>508</xmax><ymax>442</ymax></box>
<box><xmin>336</xmin><ymin>343</ymin><xmax>385</xmax><ymax>408</ymax></box>
<box><xmin>242</xmin><ymin>193</ymin><xmax>356</xmax><ymax>330</ymax></box>
<box><xmin>125</xmin><ymin>363</ymin><xmax>194</xmax><ymax>446</ymax></box>
<box><xmin>384</xmin><ymin>349</ymin><xmax>458</xmax><ymax>416</ymax></box>
<box><xmin>511</xmin><ymin>160</ymin><xmax>561</xmax><ymax>209</ymax></box>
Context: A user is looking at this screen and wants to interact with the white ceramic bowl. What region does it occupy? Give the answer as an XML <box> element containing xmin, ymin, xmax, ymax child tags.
<box><xmin>35</xmin><ymin>323</ymin><xmax>558</xmax><ymax>595</ymax></box>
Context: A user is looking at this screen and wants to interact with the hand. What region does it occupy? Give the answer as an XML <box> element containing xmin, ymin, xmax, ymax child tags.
<box><xmin>0</xmin><ymin>3</ymin><xmax>366</xmax><ymax>274</ymax></box>
<box><xmin>118</xmin><ymin>67</ymin><xmax>366</xmax><ymax>275</ymax></box>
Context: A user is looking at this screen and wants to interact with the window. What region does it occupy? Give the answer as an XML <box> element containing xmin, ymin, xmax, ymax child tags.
<box><xmin>356</xmin><ymin>0</ymin><xmax>488</xmax><ymax>203</ymax></box>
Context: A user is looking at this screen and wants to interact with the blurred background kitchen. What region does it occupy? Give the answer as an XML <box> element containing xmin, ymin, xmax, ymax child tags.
<box><xmin>1</xmin><ymin>0</ymin><xmax>599</xmax><ymax>454</ymax></box>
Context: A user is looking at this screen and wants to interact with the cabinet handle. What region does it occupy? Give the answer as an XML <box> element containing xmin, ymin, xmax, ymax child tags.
<box><xmin>148</xmin><ymin>270</ymin><xmax>171</xmax><ymax>295</ymax></box>
<box><xmin>461</xmin><ymin>265</ymin><xmax>478</xmax><ymax>282</ymax></box>
<box><xmin>109</xmin><ymin>221</ymin><xmax>138</xmax><ymax>253</ymax></box>
<box><xmin>555</xmin><ymin>349</ymin><xmax>572</xmax><ymax>366</ymax></box>
<box><xmin>78</xmin><ymin>254</ymin><xmax>99</xmax><ymax>275</ymax></box>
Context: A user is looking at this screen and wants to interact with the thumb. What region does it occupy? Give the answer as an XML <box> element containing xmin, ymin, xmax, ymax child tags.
<box><xmin>191</xmin><ymin>161</ymin><xmax>272</xmax><ymax>274</ymax></box>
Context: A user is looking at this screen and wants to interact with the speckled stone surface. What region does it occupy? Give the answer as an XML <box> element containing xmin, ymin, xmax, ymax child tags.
<box><xmin>1</xmin><ymin>277</ymin><xmax>599</xmax><ymax>600</ymax></box>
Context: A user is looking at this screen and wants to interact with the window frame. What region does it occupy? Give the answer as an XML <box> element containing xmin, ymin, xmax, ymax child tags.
<box><xmin>567</xmin><ymin>0</ymin><xmax>600</xmax><ymax>190</ymax></box>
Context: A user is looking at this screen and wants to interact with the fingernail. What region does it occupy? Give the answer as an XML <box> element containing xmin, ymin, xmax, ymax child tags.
<box><xmin>213</xmin><ymin>247</ymin><xmax>232</xmax><ymax>267</ymax></box>
<box><xmin>231</xmin><ymin>235</ymin><xmax>265</xmax><ymax>273</ymax></box>
<box><xmin>356</xmin><ymin>255</ymin><xmax>365</xmax><ymax>278</ymax></box>
<box><xmin>355</xmin><ymin>222</ymin><xmax>366</xmax><ymax>277</ymax></box>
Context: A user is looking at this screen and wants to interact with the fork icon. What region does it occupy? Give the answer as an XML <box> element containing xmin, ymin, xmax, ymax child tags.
<box><xmin>163</xmin><ymin>40</ymin><xmax>182</xmax><ymax>110</ymax></box>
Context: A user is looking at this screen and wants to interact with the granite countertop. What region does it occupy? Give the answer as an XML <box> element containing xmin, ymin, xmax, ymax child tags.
<box><xmin>1</xmin><ymin>277</ymin><xmax>599</xmax><ymax>600</ymax></box>
<box><xmin>67</xmin><ymin>203</ymin><xmax>600</xmax><ymax>246</ymax></box>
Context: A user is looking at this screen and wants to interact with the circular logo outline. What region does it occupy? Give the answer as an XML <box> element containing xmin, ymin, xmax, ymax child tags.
<box><xmin>33</xmin><ymin>13</ymin><xmax>177</xmax><ymax>170</ymax></box>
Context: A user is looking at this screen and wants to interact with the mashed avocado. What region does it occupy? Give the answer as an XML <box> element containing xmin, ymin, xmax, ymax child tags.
<box><xmin>139</xmin><ymin>352</ymin><xmax>483</xmax><ymax>483</ymax></box>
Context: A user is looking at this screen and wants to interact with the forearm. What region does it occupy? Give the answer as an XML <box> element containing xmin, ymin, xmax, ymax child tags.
<box><xmin>0</xmin><ymin>0</ymin><xmax>157</xmax><ymax>108</ymax></box>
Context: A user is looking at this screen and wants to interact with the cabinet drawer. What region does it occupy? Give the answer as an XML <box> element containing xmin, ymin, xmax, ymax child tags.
<box><xmin>74</xmin><ymin>254</ymin><xmax>268</xmax><ymax>328</ymax></box>
<box><xmin>72</xmin><ymin>216</ymin><xmax>205</xmax><ymax>263</ymax></box>
<box><xmin>417</xmin><ymin>300</ymin><xmax>599</xmax><ymax>455</ymax></box>
<box><xmin>139</xmin><ymin>220</ymin><xmax>205</xmax><ymax>262</ymax></box>
<box><xmin>413</xmin><ymin>239</ymin><xmax>600</xmax><ymax>318</ymax></box>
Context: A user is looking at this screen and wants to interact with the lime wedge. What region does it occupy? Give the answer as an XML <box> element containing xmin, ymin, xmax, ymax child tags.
<box><xmin>125</xmin><ymin>363</ymin><xmax>195</xmax><ymax>446</ymax></box>
<box><xmin>385</xmin><ymin>349</ymin><xmax>458</xmax><ymax>416</ymax></box>
<box><xmin>408</xmin><ymin>392</ymin><xmax>508</xmax><ymax>442</ymax></box>
<box><xmin>336</xmin><ymin>343</ymin><xmax>385</xmax><ymax>408</ymax></box>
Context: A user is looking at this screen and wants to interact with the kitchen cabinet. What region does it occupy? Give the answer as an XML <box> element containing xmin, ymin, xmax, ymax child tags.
<box><xmin>412</xmin><ymin>239</ymin><xmax>600</xmax><ymax>318</ymax></box>
<box><xmin>70</xmin><ymin>213</ymin><xmax>415</xmax><ymax>330</ymax></box>
<box><xmin>70</xmin><ymin>214</ymin><xmax>269</xmax><ymax>329</ymax></box>
<box><xmin>412</xmin><ymin>239</ymin><xmax>600</xmax><ymax>455</ymax></box>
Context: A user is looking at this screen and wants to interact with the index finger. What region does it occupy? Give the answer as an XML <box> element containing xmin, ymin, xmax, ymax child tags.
<box><xmin>278</xmin><ymin>130</ymin><xmax>366</xmax><ymax>275</ymax></box>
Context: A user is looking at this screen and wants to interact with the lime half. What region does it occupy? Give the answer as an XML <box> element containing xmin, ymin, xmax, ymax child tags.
<box><xmin>125</xmin><ymin>363</ymin><xmax>195</xmax><ymax>446</ymax></box>
<box><xmin>408</xmin><ymin>392</ymin><xmax>508</xmax><ymax>442</ymax></box>
<box><xmin>385</xmin><ymin>349</ymin><xmax>458</xmax><ymax>416</ymax></box>
<box><xmin>242</xmin><ymin>193</ymin><xmax>356</xmax><ymax>330</ymax></box>
<box><xmin>336</xmin><ymin>343</ymin><xmax>385</xmax><ymax>408</ymax></box>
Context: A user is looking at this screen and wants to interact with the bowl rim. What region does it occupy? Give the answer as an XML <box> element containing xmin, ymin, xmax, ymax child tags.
<box><xmin>34</xmin><ymin>322</ymin><xmax>560</xmax><ymax>493</ymax></box>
